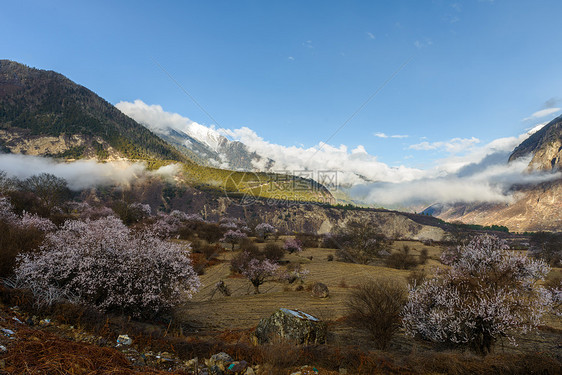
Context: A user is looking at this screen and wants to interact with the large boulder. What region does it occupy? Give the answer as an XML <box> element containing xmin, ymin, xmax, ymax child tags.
<box><xmin>255</xmin><ymin>308</ymin><xmax>327</xmax><ymax>345</ymax></box>
<box><xmin>310</xmin><ymin>282</ymin><xmax>329</xmax><ymax>298</ymax></box>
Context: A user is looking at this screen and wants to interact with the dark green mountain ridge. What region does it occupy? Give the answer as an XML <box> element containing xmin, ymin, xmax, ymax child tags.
<box><xmin>0</xmin><ymin>60</ymin><xmax>190</xmax><ymax>162</ymax></box>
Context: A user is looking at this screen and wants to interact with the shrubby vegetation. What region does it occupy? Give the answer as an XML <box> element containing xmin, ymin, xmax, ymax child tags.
<box><xmin>230</xmin><ymin>251</ymin><xmax>279</xmax><ymax>294</ymax></box>
<box><xmin>347</xmin><ymin>279</ymin><xmax>407</xmax><ymax>350</ymax></box>
<box><xmin>295</xmin><ymin>232</ymin><xmax>321</xmax><ymax>248</ymax></box>
<box><xmin>528</xmin><ymin>231</ymin><xmax>562</xmax><ymax>266</ymax></box>
<box><xmin>283</xmin><ymin>238</ymin><xmax>303</xmax><ymax>254</ymax></box>
<box><xmin>255</xmin><ymin>222</ymin><xmax>275</xmax><ymax>241</ymax></box>
<box><xmin>403</xmin><ymin>235</ymin><xmax>552</xmax><ymax>355</ymax></box>
<box><xmin>332</xmin><ymin>219</ymin><xmax>392</xmax><ymax>264</ymax></box>
<box><xmin>221</xmin><ymin>229</ymin><xmax>248</xmax><ymax>250</ymax></box>
<box><xmin>1</xmin><ymin>167</ymin><xmax>560</xmax><ymax>373</ymax></box>
<box><xmin>385</xmin><ymin>245</ymin><xmax>421</xmax><ymax>270</ymax></box>
<box><xmin>0</xmin><ymin>197</ymin><xmax>55</xmax><ymax>277</ymax></box>
<box><xmin>13</xmin><ymin>216</ymin><xmax>200</xmax><ymax>318</ymax></box>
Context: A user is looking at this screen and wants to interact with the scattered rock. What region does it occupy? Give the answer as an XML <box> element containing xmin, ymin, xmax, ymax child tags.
<box><xmin>310</xmin><ymin>282</ymin><xmax>329</xmax><ymax>298</ymax></box>
<box><xmin>117</xmin><ymin>334</ymin><xmax>132</xmax><ymax>346</ymax></box>
<box><xmin>255</xmin><ymin>308</ymin><xmax>327</xmax><ymax>345</ymax></box>
<box><xmin>208</xmin><ymin>352</ymin><xmax>233</xmax><ymax>371</ymax></box>
<box><xmin>227</xmin><ymin>360</ymin><xmax>248</xmax><ymax>373</ymax></box>
<box><xmin>291</xmin><ymin>365</ymin><xmax>319</xmax><ymax>374</ymax></box>
<box><xmin>1</xmin><ymin>328</ymin><xmax>15</xmax><ymax>338</ymax></box>
<box><xmin>39</xmin><ymin>319</ymin><xmax>51</xmax><ymax>326</ymax></box>
<box><xmin>185</xmin><ymin>357</ymin><xmax>199</xmax><ymax>368</ymax></box>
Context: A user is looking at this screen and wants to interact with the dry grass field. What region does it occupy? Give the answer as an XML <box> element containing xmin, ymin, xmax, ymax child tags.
<box><xmin>179</xmin><ymin>239</ymin><xmax>429</xmax><ymax>330</ymax></box>
<box><xmin>176</xmin><ymin>238</ymin><xmax>561</xmax><ymax>357</ymax></box>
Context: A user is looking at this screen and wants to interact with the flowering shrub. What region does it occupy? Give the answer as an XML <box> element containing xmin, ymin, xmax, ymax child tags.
<box><xmin>219</xmin><ymin>221</ymin><xmax>238</xmax><ymax>230</ymax></box>
<box><xmin>112</xmin><ymin>201</ymin><xmax>151</xmax><ymax>224</ymax></box>
<box><xmin>148</xmin><ymin>211</ymin><xmax>184</xmax><ymax>239</ymax></box>
<box><xmin>19</xmin><ymin>211</ymin><xmax>57</xmax><ymax>232</ymax></box>
<box><xmin>66</xmin><ymin>201</ymin><xmax>115</xmax><ymax>220</ymax></box>
<box><xmin>221</xmin><ymin>229</ymin><xmax>248</xmax><ymax>250</ymax></box>
<box><xmin>129</xmin><ymin>202</ymin><xmax>151</xmax><ymax>217</ymax></box>
<box><xmin>0</xmin><ymin>197</ymin><xmax>55</xmax><ymax>232</ymax></box>
<box><xmin>183</xmin><ymin>213</ymin><xmax>205</xmax><ymax>222</ymax></box>
<box><xmin>14</xmin><ymin>216</ymin><xmax>200</xmax><ymax>318</ymax></box>
<box><xmin>402</xmin><ymin>235</ymin><xmax>552</xmax><ymax>354</ymax></box>
<box><xmin>238</xmin><ymin>252</ymin><xmax>279</xmax><ymax>294</ymax></box>
<box><xmin>0</xmin><ymin>197</ymin><xmax>18</xmax><ymax>223</ymax></box>
<box><xmin>283</xmin><ymin>238</ymin><xmax>303</xmax><ymax>254</ymax></box>
<box><xmin>219</xmin><ymin>217</ymin><xmax>246</xmax><ymax>230</ymax></box>
<box><xmin>255</xmin><ymin>223</ymin><xmax>275</xmax><ymax>240</ymax></box>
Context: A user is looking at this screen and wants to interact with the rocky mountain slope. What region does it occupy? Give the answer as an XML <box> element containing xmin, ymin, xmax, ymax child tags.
<box><xmin>509</xmin><ymin>114</ymin><xmax>562</xmax><ymax>171</ymax></box>
<box><xmin>0</xmin><ymin>60</ymin><xmax>190</xmax><ymax>163</ymax></box>
<box><xmin>427</xmin><ymin>115</ymin><xmax>562</xmax><ymax>232</ymax></box>
<box><xmin>149</xmin><ymin>122</ymin><xmax>271</xmax><ymax>171</ymax></box>
<box><xmin>0</xmin><ymin>60</ymin><xmax>334</xmax><ymax>204</ymax></box>
<box><xmin>112</xmin><ymin>99</ymin><xmax>272</xmax><ymax>171</ymax></box>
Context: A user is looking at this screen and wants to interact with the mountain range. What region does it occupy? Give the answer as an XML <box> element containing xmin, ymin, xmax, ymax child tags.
<box><xmin>0</xmin><ymin>60</ymin><xmax>334</xmax><ymax>204</ymax></box>
<box><xmin>1</xmin><ymin>59</ymin><xmax>561</xmax><ymax>231</ymax></box>
<box><xmin>423</xmin><ymin>114</ymin><xmax>562</xmax><ymax>231</ymax></box>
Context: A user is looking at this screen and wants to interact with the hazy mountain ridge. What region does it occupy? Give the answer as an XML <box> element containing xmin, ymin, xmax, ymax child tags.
<box><xmin>426</xmin><ymin>116</ymin><xmax>562</xmax><ymax>231</ymax></box>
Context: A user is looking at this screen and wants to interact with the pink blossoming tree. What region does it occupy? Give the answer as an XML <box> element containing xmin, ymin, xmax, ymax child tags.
<box><xmin>221</xmin><ymin>229</ymin><xmax>248</xmax><ymax>250</ymax></box>
<box><xmin>14</xmin><ymin>216</ymin><xmax>200</xmax><ymax>318</ymax></box>
<box><xmin>283</xmin><ymin>238</ymin><xmax>303</xmax><ymax>254</ymax></box>
<box><xmin>237</xmin><ymin>251</ymin><xmax>279</xmax><ymax>294</ymax></box>
<box><xmin>402</xmin><ymin>235</ymin><xmax>552</xmax><ymax>355</ymax></box>
<box><xmin>255</xmin><ymin>223</ymin><xmax>275</xmax><ymax>240</ymax></box>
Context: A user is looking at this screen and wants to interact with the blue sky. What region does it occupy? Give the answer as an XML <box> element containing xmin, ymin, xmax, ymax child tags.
<box><xmin>2</xmin><ymin>0</ymin><xmax>562</xmax><ymax>205</ymax></box>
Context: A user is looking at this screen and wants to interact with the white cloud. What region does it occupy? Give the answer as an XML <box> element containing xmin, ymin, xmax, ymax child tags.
<box><xmin>116</xmin><ymin>100</ymin><xmax>223</xmax><ymax>151</ymax></box>
<box><xmin>374</xmin><ymin>132</ymin><xmax>408</xmax><ymax>139</ymax></box>
<box><xmin>351</xmin><ymin>157</ymin><xmax>561</xmax><ymax>206</ymax></box>
<box><xmin>353</xmin><ymin>122</ymin><xmax>559</xmax><ymax>206</ymax></box>
<box><xmin>221</xmin><ymin>126</ymin><xmax>425</xmax><ymax>186</ymax></box>
<box><xmin>288</xmin><ymin>56</ymin><xmax>295</xmax><ymax>61</ymax></box>
<box><xmin>409</xmin><ymin>137</ymin><xmax>480</xmax><ymax>153</ymax></box>
<box><xmin>434</xmin><ymin>123</ymin><xmax>548</xmax><ymax>174</ymax></box>
<box><xmin>366</xmin><ymin>32</ymin><xmax>375</xmax><ymax>39</ymax></box>
<box><xmin>114</xmin><ymin>100</ymin><xmax>557</xmax><ymax>207</ymax></box>
<box><xmin>522</xmin><ymin>107</ymin><xmax>560</xmax><ymax>121</ymax></box>
<box><xmin>0</xmin><ymin>154</ymin><xmax>180</xmax><ymax>190</ymax></box>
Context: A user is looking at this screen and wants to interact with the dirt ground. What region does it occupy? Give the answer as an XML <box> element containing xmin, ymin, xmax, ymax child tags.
<box><xmin>176</xmin><ymin>239</ymin><xmax>561</xmax><ymax>357</ymax></box>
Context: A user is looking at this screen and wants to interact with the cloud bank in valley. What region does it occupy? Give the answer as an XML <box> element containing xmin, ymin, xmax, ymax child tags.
<box><xmin>0</xmin><ymin>154</ymin><xmax>180</xmax><ymax>190</ymax></box>
<box><xmin>220</xmin><ymin>126</ymin><xmax>426</xmax><ymax>185</ymax></box>
<box><xmin>115</xmin><ymin>100</ymin><xmax>560</xmax><ymax>207</ymax></box>
<box><xmin>351</xmin><ymin>156</ymin><xmax>561</xmax><ymax>206</ymax></box>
